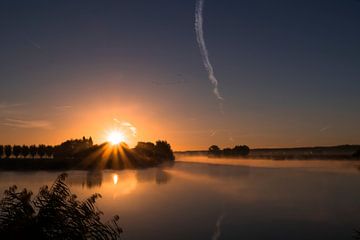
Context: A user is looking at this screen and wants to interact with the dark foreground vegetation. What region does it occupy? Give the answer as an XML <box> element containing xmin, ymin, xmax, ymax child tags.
<box><xmin>0</xmin><ymin>137</ymin><xmax>175</xmax><ymax>170</ymax></box>
<box><xmin>0</xmin><ymin>173</ymin><xmax>122</xmax><ymax>239</ymax></box>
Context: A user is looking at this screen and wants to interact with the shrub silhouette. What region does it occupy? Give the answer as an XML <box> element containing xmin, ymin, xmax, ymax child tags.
<box><xmin>0</xmin><ymin>173</ymin><xmax>122</xmax><ymax>239</ymax></box>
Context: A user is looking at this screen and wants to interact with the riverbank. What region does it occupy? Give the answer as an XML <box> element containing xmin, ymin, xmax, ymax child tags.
<box><xmin>176</xmin><ymin>144</ymin><xmax>360</xmax><ymax>160</ymax></box>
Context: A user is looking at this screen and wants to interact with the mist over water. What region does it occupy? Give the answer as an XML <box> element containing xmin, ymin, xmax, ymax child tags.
<box><xmin>176</xmin><ymin>155</ymin><xmax>360</xmax><ymax>173</ymax></box>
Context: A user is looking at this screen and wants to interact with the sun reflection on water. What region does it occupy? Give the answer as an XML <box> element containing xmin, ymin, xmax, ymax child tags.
<box><xmin>113</xmin><ymin>174</ymin><xmax>118</xmax><ymax>185</ymax></box>
<box><xmin>106</xmin><ymin>172</ymin><xmax>139</xmax><ymax>199</ymax></box>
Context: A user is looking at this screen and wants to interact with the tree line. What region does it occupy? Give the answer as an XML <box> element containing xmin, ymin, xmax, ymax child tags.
<box><xmin>0</xmin><ymin>145</ymin><xmax>54</xmax><ymax>159</ymax></box>
<box><xmin>51</xmin><ymin>137</ymin><xmax>174</xmax><ymax>162</ymax></box>
<box><xmin>0</xmin><ymin>136</ymin><xmax>93</xmax><ymax>160</ymax></box>
<box><xmin>208</xmin><ymin>144</ymin><xmax>250</xmax><ymax>157</ymax></box>
<box><xmin>0</xmin><ymin>136</ymin><xmax>175</xmax><ymax>170</ymax></box>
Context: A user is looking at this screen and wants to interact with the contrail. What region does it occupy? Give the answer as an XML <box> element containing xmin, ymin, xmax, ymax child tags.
<box><xmin>195</xmin><ymin>0</ymin><xmax>224</xmax><ymax>101</ymax></box>
<box><xmin>211</xmin><ymin>214</ymin><xmax>225</xmax><ymax>240</ymax></box>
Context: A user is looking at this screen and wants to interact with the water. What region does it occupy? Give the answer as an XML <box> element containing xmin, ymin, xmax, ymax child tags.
<box><xmin>1</xmin><ymin>157</ymin><xmax>360</xmax><ymax>240</ymax></box>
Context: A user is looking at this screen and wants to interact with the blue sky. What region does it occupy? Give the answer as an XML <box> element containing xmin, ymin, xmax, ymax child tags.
<box><xmin>0</xmin><ymin>0</ymin><xmax>359</xmax><ymax>149</ymax></box>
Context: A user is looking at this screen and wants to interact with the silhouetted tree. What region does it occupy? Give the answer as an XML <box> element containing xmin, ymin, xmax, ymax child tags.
<box><xmin>154</xmin><ymin>140</ymin><xmax>175</xmax><ymax>161</ymax></box>
<box><xmin>134</xmin><ymin>142</ymin><xmax>155</xmax><ymax>158</ymax></box>
<box><xmin>0</xmin><ymin>173</ymin><xmax>122</xmax><ymax>239</ymax></box>
<box><xmin>0</xmin><ymin>145</ymin><xmax>3</xmax><ymax>160</ymax></box>
<box><xmin>12</xmin><ymin>145</ymin><xmax>22</xmax><ymax>158</ymax></box>
<box><xmin>4</xmin><ymin>145</ymin><xmax>12</xmax><ymax>159</ymax></box>
<box><xmin>37</xmin><ymin>145</ymin><xmax>46</xmax><ymax>159</ymax></box>
<box><xmin>45</xmin><ymin>145</ymin><xmax>54</xmax><ymax>158</ymax></box>
<box><xmin>82</xmin><ymin>136</ymin><xmax>94</xmax><ymax>148</ymax></box>
<box><xmin>29</xmin><ymin>145</ymin><xmax>37</xmax><ymax>159</ymax></box>
<box><xmin>54</xmin><ymin>137</ymin><xmax>93</xmax><ymax>160</ymax></box>
<box><xmin>208</xmin><ymin>145</ymin><xmax>221</xmax><ymax>156</ymax></box>
<box><xmin>233</xmin><ymin>145</ymin><xmax>250</xmax><ymax>156</ymax></box>
<box><xmin>22</xmin><ymin>145</ymin><xmax>30</xmax><ymax>158</ymax></box>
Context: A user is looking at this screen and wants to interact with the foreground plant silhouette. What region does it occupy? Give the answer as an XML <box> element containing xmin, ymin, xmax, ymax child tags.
<box><xmin>0</xmin><ymin>173</ymin><xmax>122</xmax><ymax>239</ymax></box>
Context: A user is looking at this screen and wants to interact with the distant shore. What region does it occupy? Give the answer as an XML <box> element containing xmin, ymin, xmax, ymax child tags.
<box><xmin>176</xmin><ymin>144</ymin><xmax>360</xmax><ymax>160</ymax></box>
<box><xmin>1</xmin><ymin>144</ymin><xmax>359</xmax><ymax>171</ymax></box>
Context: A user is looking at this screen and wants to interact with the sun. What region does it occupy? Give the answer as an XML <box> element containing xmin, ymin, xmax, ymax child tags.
<box><xmin>107</xmin><ymin>130</ymin><xmax>126</xmax><ymax>145</ymax></box>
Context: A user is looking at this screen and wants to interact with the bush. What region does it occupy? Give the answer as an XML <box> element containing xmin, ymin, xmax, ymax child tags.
<box><xmin>0</xmin><ymin>173</ymin><xmax>122</xmax><ymax>239</ymax></box>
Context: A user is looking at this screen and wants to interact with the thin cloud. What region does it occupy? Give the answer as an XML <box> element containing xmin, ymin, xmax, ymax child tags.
<box><xmin>54</xmin><ymin>105</ymin><xmax>73</xmax><ymax>111</ymax></box>
<box><xmin>320</xmin><ymin>125</ymin><xmax>331</xmax><ymax>132</ymax></box>
<box><xmin>195</xmin><ymin>0</ymin><xmax>224</xmax><ymax>101</ymax></box>
<box><xmin>0</xmin><ymin>102</ymin><xmax>26</xmax><ymax>109</ymax></box>
<box><xmin>121</xmin><ymin>122</ymin><xmax>137</xmax><ymax>137</ymax></box>
<box><xmin>1</xmin><ymin>118</ymin><xmax>53</xmax><ymax>130</ymax></box>
<box><xmin>113</xmin><ymin>118</ymin><xmax>137</xmax><ymax>137</ymax></box>
<box><xmin>0</xmin><ymin>102</ymin><xmax>28</xmax><ymax>115</ymax></box>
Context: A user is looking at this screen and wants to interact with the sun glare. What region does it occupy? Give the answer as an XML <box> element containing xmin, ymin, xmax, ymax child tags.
<box><xmin>107</xmin><ymin>131</ymin><xmax>126</xmax><ymax>145</ymax></box>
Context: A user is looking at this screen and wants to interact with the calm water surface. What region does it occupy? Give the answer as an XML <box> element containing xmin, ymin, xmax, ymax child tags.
<box><xmin>1</xmin><ymin>157</ymin><xmax>360</xmax><ymax>240</ymax></box>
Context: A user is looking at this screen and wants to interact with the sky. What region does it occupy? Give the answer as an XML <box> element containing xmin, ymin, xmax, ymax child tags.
<box><xmin>0</xmin><ymin>0</ymin><xmax>360</xmax><ymax>150</ymax></box>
